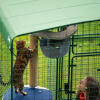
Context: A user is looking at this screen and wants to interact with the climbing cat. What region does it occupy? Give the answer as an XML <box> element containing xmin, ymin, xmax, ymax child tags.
<box><xmin>0</xmin><ymin>40</ymin><xmax>33</xmax><ymax>95</ymax></box>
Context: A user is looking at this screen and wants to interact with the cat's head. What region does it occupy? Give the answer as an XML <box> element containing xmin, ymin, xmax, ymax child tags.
<box><xmin>16</xmin><ymin>40</ymin><xmax>26</xmax><ymax>49</ymax></box>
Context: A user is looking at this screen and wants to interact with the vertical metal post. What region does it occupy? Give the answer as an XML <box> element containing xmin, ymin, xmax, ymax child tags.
<box><xmin>11</xmin><ymin>40</ymin><xmax>13</xmax><ymax>100</ymax></box>
<box><xmin>56</xmin><ymin>58</ymin><xmax>59</xmax><ymax>100</ymax></box>
<box><xmin>56</xmin><ymin>57</ymin><xmax>63</xmax><ymax>100</ymax></box>
<box><xmin>59</xmin><ymin>57</ymin><xmax>63</xmax><ymax>100</ymax></box>
<box><xmin>60</xmin><ymin>57</ymin><xmax>63</xmax><ymax>99</ymax></box>
<box><xmin>68</xmin><ymin>46</ymin><xmax>71</xmax><ymax>100</ymax></box>
<box><xmin>70</xmin><ymin>58</ymin><xmax>74</xmax><ymax>99</ymax></box>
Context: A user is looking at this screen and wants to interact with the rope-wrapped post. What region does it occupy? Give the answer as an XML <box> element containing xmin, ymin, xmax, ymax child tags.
<box><xmin>29</xmin><ymin>35</ymin><xmax>38</xmax><ymax>87</ymax></box>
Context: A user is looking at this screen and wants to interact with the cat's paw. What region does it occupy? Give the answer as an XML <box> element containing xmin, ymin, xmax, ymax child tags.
<box><xmin>23</xmin><ymin>92</ymin><xmax>27</xmax><ymax>96</ymax></box>
<box><xmin>20</xmin><ymin>90</ymin><xmax>27</xmax><ymax>95</ymax></box>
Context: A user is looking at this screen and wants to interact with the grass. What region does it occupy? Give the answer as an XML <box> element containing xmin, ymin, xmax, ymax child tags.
<box><xmin>0</xmin><ymin>21</ymin><xmax>100</xmax><ymax>100</ymax></box>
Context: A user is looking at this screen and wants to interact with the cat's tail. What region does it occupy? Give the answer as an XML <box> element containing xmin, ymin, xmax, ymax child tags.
<box><xmin>0</xmin><ymin>74</ymin><xmax>11</xmax><ymax>86</ymax></box>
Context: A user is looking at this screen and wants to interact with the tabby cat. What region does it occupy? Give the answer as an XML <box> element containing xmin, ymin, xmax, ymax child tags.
<box><xmin>0</xmin><ymin>40</ymin><xmax>33</xmax><ymax>95</ymax></box>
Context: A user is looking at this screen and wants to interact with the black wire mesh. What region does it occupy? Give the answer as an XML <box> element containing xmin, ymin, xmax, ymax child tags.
<box><xmin>72</xmin><ymin>21</ymin><xmax>100</xmax><ymax>54</ymax></box>
<box><xmin>0</xmin><ymin>21</ymin><xmax>100</xmax><ymax>100</ymax></box>
<box><xmin>65</xmin><ymin>21</ymin><xmax>100</xmax><ymax>100</ymax></box>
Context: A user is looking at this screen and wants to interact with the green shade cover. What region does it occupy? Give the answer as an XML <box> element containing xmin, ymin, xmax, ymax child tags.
<box><xmin>0</xmin><ymin>0</ymin><xmax>100</xmax><ymax>49</ymax></box>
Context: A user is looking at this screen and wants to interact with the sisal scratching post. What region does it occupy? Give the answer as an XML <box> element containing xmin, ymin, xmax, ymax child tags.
<box><xmin>29</xmin><ymin>35</ymin><xmax>38</xmax><ymax>87</ymax></box>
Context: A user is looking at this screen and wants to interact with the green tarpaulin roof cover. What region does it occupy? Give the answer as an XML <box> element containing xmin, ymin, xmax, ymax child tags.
<box><xmin>0</xmin><ymin>0</ymin><xmax>100</xmax><ymax>49</ymax></box>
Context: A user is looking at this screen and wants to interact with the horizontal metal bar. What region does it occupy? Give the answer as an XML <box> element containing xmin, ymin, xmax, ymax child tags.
<box><xmin>72</xmin><ymin>36</ymin><xmax>100</xmax><ymax>39</ymax></box>
<box><xmin>73</xmin><ymin>33</ymin><xmax>100</xmax><ymax>37</ymax></box>
<box><xmin>72</xmin><ymin>53</ymin><xmax>100</xmax><ymax>60</ymax></box>
<box><xmin>72</xmin><ymin>52</ymin><xmax>100</xmax><ymax>55</ymax></box>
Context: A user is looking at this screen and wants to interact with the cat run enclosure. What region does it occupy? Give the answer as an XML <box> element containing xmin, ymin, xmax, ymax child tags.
<box><xmin>0</xmin><ymin>0</ymin><xmax>100</xmax><ymax>100</ymax></box>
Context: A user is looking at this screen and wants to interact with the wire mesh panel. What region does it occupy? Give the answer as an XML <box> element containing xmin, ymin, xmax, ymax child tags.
<box><xmin>0</xmin><ymin>25</ymin><xmax>70</xmax><ymax>100</ymax></box>
<box><xmin>58</xmin><ymin>21</ymin><xmax>100</xmax><ymax>100</ymax></box>
<box><xmin>0</xmin><ymin>34</ymin><xmax>11</xmax><ymax>100</ymax></box>
<box><xmin>38</xmin><ymin>46</ymin><xmax>57</xmax><ymax>100</ymax></box>
<box><xmin>38</xmin><ymin>35</ymin><xmax>70</xmax><ymax>100</ymax></box>
<box><xmin>70</xmin><ymin>55</ymin><xmax>100</xmax><ymax>99</ymax></box>
<box><xmin>72</xmin><ymin>21</ymin><xmax>100</xmax><ymax>54</ymax></box>
<box><xmin>1</xmin><ymin>20</ymin><xmax>100</xmax><ymax>100</ymax></box>
<box><xmin>68</xmin><ymin>20</ymin><xmax>100</xmax><ymax>100</ymax></box>
<box><xmin>56</xmin><ymin>57</ymin><xmax>69</xmax><ymax>100</ymax></box>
